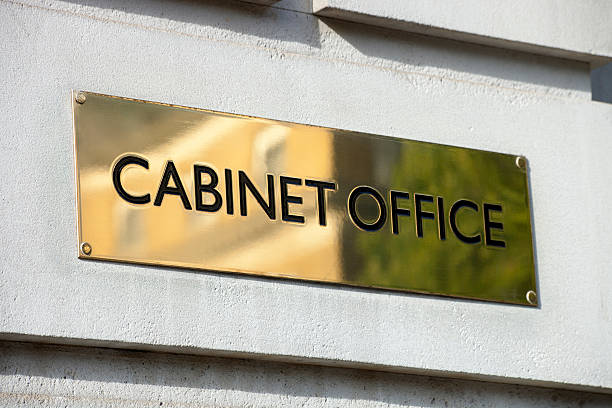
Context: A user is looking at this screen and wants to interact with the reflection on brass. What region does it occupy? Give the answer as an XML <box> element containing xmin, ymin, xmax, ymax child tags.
<box><xmin>73</xmin><ymin>91</ymin><xmax>537</xmax><ymax>306</ymax></box>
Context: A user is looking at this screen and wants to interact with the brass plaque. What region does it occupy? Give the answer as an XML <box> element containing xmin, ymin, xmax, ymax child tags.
<box><xmin>73</xmin><ymin>91</ymin><xmax>536</xmax><ymax>306</ymax></box>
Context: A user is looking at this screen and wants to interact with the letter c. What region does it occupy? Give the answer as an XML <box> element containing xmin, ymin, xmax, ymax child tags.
<box><xmin>112</xmin><ymin>155</ymin><xmax>151</xmax><ymax>204</ymax></box>
<box><xmin>449</xmin><ymin>199</ymin><xmax>481</xmax><ymax>244</ymax></box>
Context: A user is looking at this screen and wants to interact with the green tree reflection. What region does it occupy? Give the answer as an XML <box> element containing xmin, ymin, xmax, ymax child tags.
<box><xmin>341</xmin><ymin>140</ymin><xmax>534</xmax><ymax>304</ymax></box>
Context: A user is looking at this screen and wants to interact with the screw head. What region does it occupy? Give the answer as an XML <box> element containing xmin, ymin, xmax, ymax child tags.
<box><xmin>526</xmin><ymin>290</ymin><xmax>537</xmax><ymax>305</ymax></box>
<box><xmin>515</xmin><ymin>156</ymin><xmax>527</xmax><ymax>170</ymax></box>
<box><xmin>81</xmin><ymin>242</ymin><xmax>92</xmax><ymax>256</ymax></box>
<box><xmin>75</xmin><ymin>92</ymin><xmax>86</xmax><ymax>104</ymax></box>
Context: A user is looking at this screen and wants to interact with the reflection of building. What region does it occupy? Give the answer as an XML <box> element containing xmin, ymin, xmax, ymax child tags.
<box><xmin>79</xmin><ymin>109</ymin><xmax>343</xmax><ymax>281</ymax></box>
<box><xmin>2</xmin><ymin>1</ymin><xmax>612</xmax><ymax>407</ymax></box>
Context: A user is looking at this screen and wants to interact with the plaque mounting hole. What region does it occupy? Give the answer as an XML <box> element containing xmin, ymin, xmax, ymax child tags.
<box><xmin>81</xmin><ymin>242</ymin><xmax>92</xmax><ymax>256</ymax></box>
<box><xmin>75</xmin><ymin>92</ymin><xmax>87</xmax><ymax>104</ymax></box>
<box><xmin>515</xmin><ymin>156</ymin><xmax>527</xmax><ymax>170</ymax></box>
<box><xmin>526</xmin><ymin>290</ymin><xmax>537</xmax><ymax>305</ymax></box>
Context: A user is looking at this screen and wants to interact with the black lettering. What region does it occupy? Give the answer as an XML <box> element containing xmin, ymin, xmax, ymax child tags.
<box><xmin>414</xmin><ymin>193</ymin><xmax>434</xmax><ymax>238</ymax></box>
<box><xmin>112</xmin><ymin>155</ymin><xmax>151</xmax><ymax>204</ymax></box>
<box><xmin>225</xmin><ymin>169</ymin><xmax>234</xmax><ymax>215</ymax></box>
<box><xmin>483</xmin><ymin>203</ymin><xmax>506</xmax><ymax>248</ymax></box>
<box><xmin>154</xmin><ymin>161</ymin><xmax>192</xmax><ymax>210</ymax></box>
<box><xmin>194</xmin><ymin>165</ymin><xmax>222</xmax><ymax>212</ymax></box>
<box><xmin>280</xmin><ymin>176</ymin><xmax>304</xmax><ymax>224</ymax></box>
<box><xmin>449</xmin><ymin>199</ymin><xmax>481</xmax><ymax>244</ymax></box>
<box><xmin>348</xmin><ymin>186</ymin><xmax>387</xmax><ymax>231</ymax></box>
<box><xmin>305</xmin><ymin>179</ymin><xmax>336</xmax><ymax>226</ymax></box>
<box><xmin>238</xmin><ymin>171</ymin><xmax>275</xmax><ymax>219</ymax></box>
<box><xmin>437</xmin><ymin>196</ymin><xmax>446</xmax><ymax>240</ymax></box>
<box><xmin>390</xmin><ymin>190</ymin><xmax>410</xmax><ymax>235</ymax></box>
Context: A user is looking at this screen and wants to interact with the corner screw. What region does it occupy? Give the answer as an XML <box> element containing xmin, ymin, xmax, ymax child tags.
<box><xmin>81</xmin><ymin>242</ymin><xmax>92</xmax><ymax>256</ymax></box>
<box><xmin>75</xmin><ymin>92</ymin><xmax>87</xmax><ymax>104</ymax></box>
<box><xmin>526</xmin><ymin>290</ymin><xmax>537</xmax><ymax>305</ymax></box>
<box><xmin>515</xmin><ymin>156</ymin><xmax>527</xmax><ymax>170</ymax></box>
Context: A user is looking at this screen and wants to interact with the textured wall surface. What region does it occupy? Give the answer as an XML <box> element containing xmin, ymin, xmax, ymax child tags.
<box><xmin>313</xmin><ymin>0</ymin><xmax>612</xmax><ymax>63</ymax></box>
<box><xmin>1</xmin><ymin>0</ymin><xmax>611</xmax><ymax>399</ymax></box>
<box><xmin>2</xmin><ymin>341</ymin><xmax>612</xmax><ymax>407</ymax></box>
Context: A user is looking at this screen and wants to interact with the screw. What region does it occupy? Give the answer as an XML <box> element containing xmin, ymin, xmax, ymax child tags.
<box><xmin>81</xmin><ymin>242</ymin><xmax>92</xmax><ymax>256</ymax></box>
<box><xmin>75</xmin><ymin>92</ymin><xmax>86</xmax><ymax>104</ymax></box>
<box><xmin>515</xmin><ymin>156</ymin><xmax>527</xmax><ymax>170</ymax></box>
<box><xmin>526</xmin><ymin>290</ymin><xmax>537</xmax><ymax>305</ymax></box>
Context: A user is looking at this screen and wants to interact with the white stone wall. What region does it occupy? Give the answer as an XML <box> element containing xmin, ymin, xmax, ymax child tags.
<box><xmin>2</xmin><ymin>341</ymin><xmax>612</xmax><ymax>407</ymax></box>
<box><xmin>313</xmin><ymin>0</ymin><xmax>612</xmax><ymax>63</ymax></box>
<box><xmin>1</xmin><ymin>0</ymin><xmax>612</xmax><ymax>404</ymax></box>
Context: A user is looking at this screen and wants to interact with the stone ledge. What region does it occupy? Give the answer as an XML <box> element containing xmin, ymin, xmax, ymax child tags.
<box><xmin>313</xmin><ymin>0</ymin><xmax>612</xmax><ymax>65</ymax></box>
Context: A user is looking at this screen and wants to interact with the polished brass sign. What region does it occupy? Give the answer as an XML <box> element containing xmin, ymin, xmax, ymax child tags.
<box><xmin>73</xmin><ymin>91</ymin><xmax>537</xmax><ymax>306</ymax></box>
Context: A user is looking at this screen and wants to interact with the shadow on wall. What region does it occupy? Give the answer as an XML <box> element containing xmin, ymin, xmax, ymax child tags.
<box><xmin>59</xmin><ymin>0</ymin><xmax>590</xmax><ymax>96</ymax></box>
<box><xmin>319</xmin><ymin>17</ymin><xmax>592</xmax><ymax>95</ymax></box>
<box><xmin>592</xmin><ymin>63</ymin><xmax>612</xmax><ymax>104</ymax></box>
<box><xmin>60</xmin><ymin>0</ymin><xmax>321</xmax><ymax>48</ymax></box>
<box><xmin>2</xmin><ymin>341</ymin><xmax>612</xmax><ymax>407</ymax></box>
